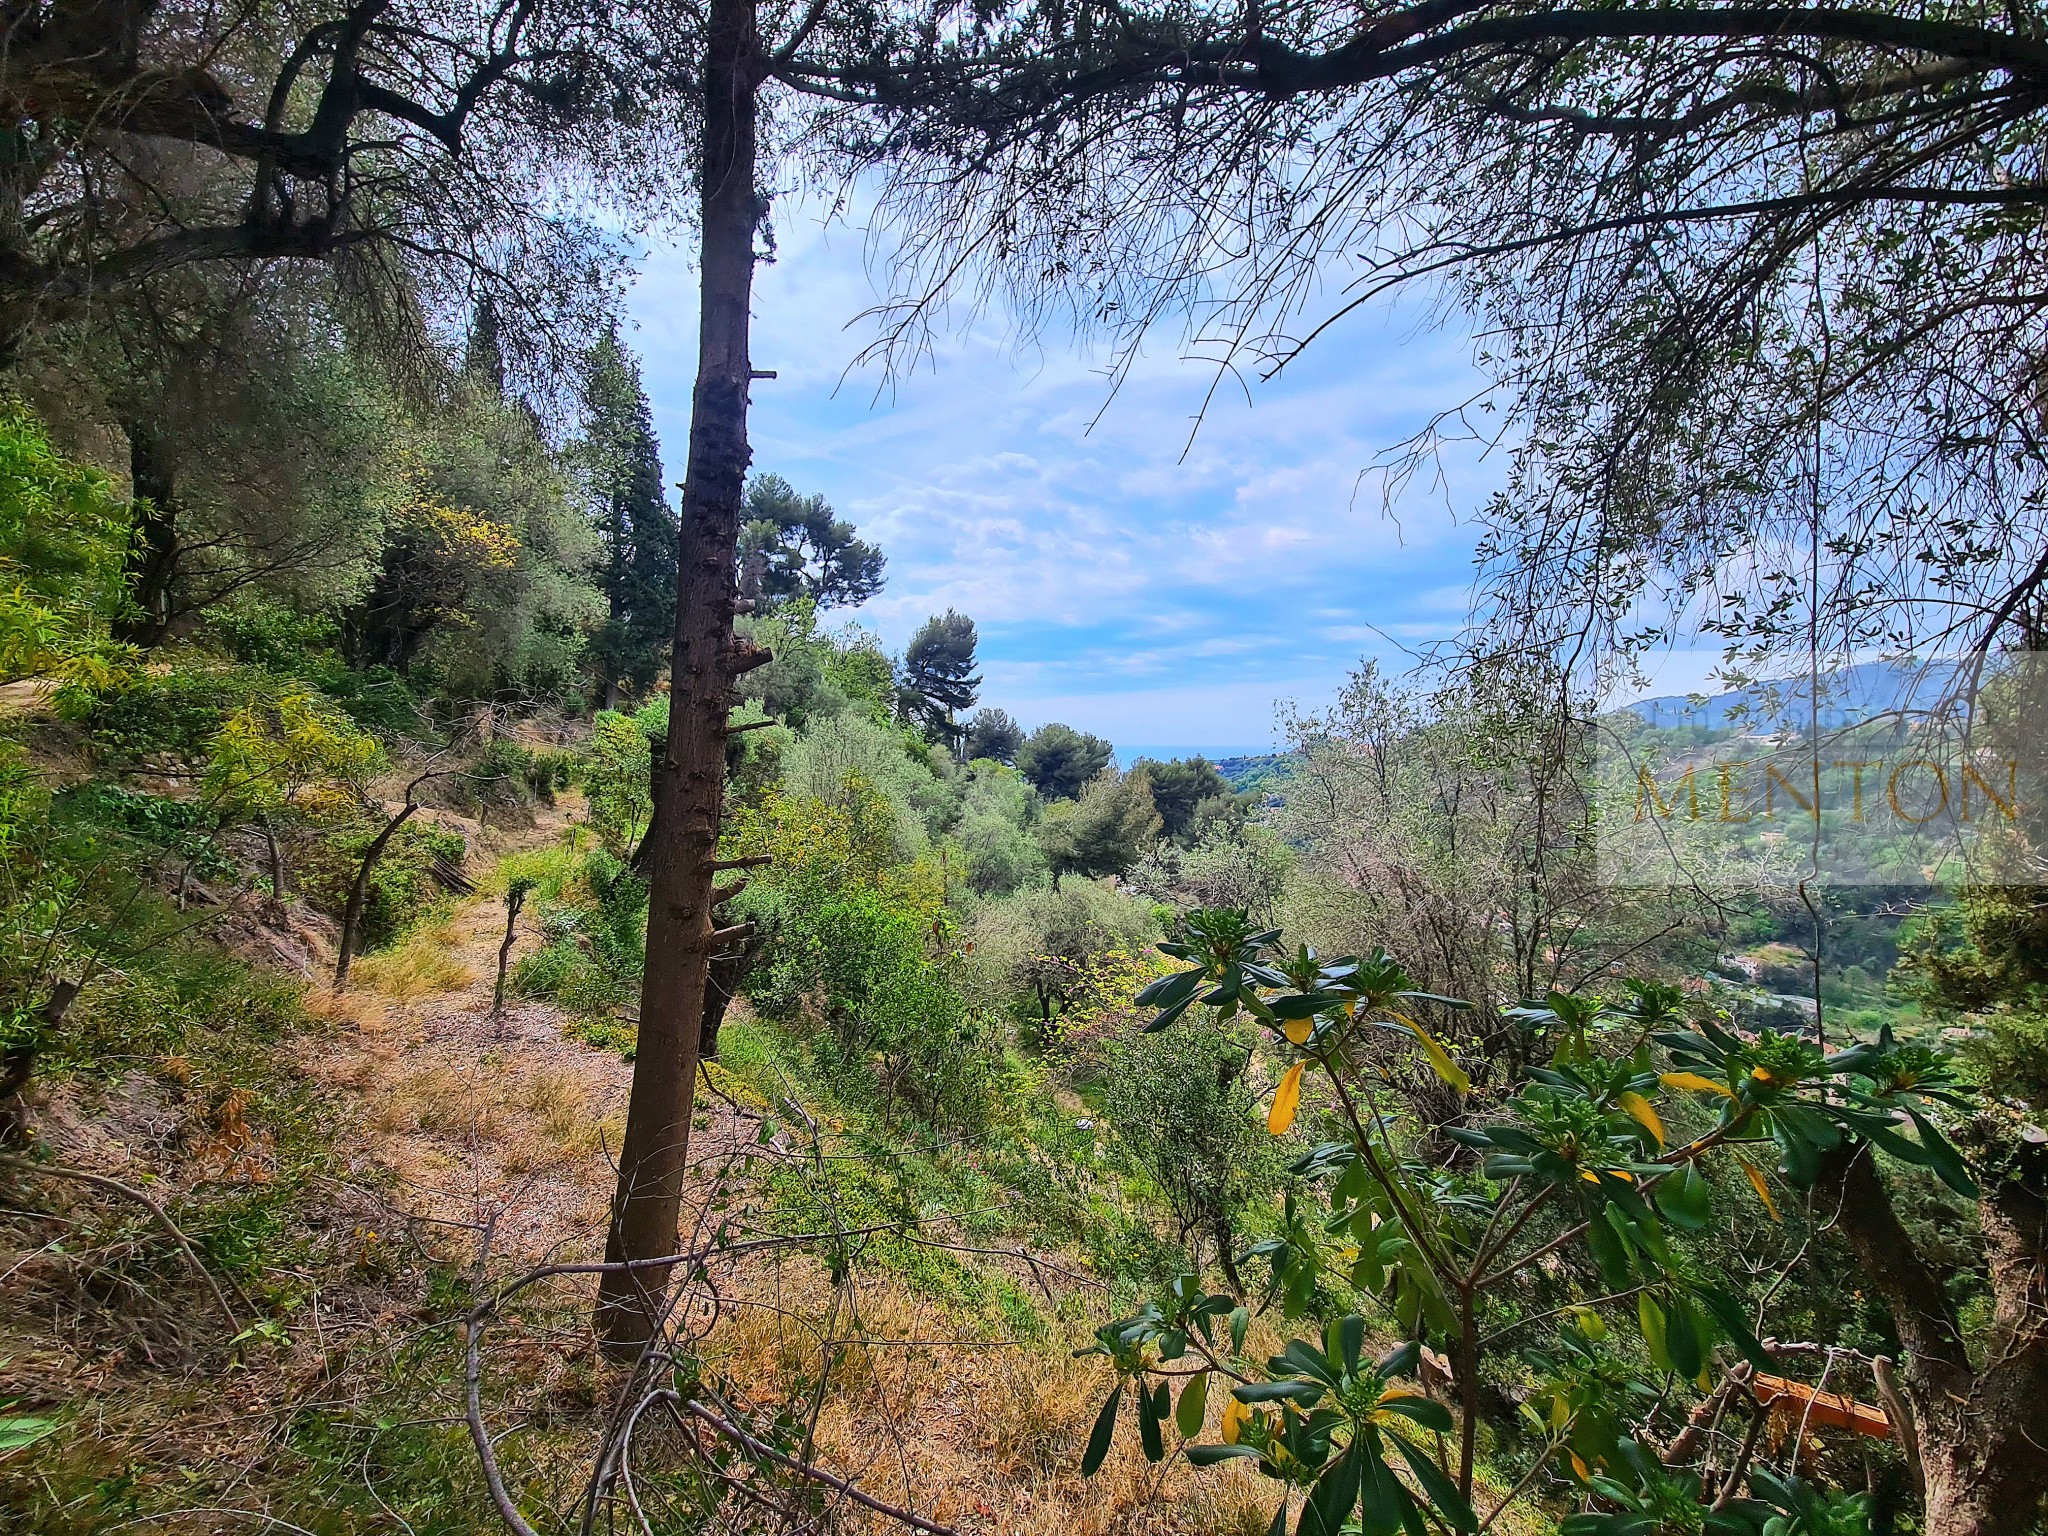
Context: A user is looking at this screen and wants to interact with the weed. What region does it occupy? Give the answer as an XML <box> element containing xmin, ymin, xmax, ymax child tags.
<box><xmin>350</xmin><ymin>921</ymin><xmax>475</xmax><ymax>1000</ymax></box>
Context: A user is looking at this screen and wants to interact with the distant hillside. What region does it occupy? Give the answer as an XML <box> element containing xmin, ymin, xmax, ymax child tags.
<box><xmin>1622</xmin><ymin>658</ymin><xmax>1971</xmax><ymax>731</ymax></box>
<box><xmin>1214</xmin><ymin>751</ymin><xmax>1297</xmax><ymax>796</ymax></box>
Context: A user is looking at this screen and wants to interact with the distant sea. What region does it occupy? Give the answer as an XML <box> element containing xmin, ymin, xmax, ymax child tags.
<box><xmin>1114</xmin><ymin>745</ymin><xmax>1275</xmax><ymax>768</ymax></box>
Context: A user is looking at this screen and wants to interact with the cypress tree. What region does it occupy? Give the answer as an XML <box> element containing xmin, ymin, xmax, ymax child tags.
<box><xmin>580</xmin><ymin>328</ymin><xmax>679</xmax><ymax>705</ymax></box>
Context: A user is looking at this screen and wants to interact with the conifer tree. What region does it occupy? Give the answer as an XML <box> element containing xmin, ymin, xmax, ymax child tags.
<box><xmin>580</xmin><ymin>329</ymin><xmax>679</xmax><ymax>705</ymax></box>
<box><xmin>901</xmin><ymin>609</ymin><xmax>982</xmax><ymax>754</ymax></box>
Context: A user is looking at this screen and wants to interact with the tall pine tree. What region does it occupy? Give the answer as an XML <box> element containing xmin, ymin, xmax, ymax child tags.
<box><xmin>579</xmin><ymin>328</ymin><xmax>678</xmax><ymax>705</ymax></box>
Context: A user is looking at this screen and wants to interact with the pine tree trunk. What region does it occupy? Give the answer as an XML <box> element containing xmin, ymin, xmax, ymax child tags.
<box><xmin>594</xmin><ymin>0</ymin><xmax>764</xmax><ymax>1354</ymax></box>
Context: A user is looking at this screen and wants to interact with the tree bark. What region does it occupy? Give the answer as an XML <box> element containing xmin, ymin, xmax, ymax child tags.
<box><xmin>594</xmin><ymin>0</ymin><xmax>765</xmax><ymax>1354</ymax></box>
<box><xmin>336</xmin><ymin>804</ymin><xmax>422</xmax><ymax>989</ymax></box>
<box><xmin>119</xmin><ymin>421</ymin><xmax>181</xmax><ymax>646</ymax></box>
<box><xmin>493</xmin><ymin>885</ymin><xmax>527</xmax><ymax>1016</ymax></box>
<box><xmin>1817</xmin><ymin>1141</ymin><xmax>2048</xmax><ymax>1536</ymax></box>
<box><xmin>262</xmin><ymin>813</ymin><xmax>287</xmax><ymax>915</ymax></box>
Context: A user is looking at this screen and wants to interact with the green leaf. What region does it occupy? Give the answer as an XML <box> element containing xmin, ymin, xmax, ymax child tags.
<box><xmin>1356</xmin><ymin>1434</ymin><xmax>1415</xmax><ymax>1536</ymax></box>
<box><xmin>1230</xmin><ymin>1306</ymin><xmax>1251</xmax><ymax>1355</ymax></box>
<box><xmin>0</xmin><ymin>1413</ymin><xmax>58</xmax><ymax>1452</ymax></box>
<box><xmin>1387</xmin><ymin>1431</ymin><xmax>1477</xmax><ymax>1532</ymax></box>
<box><xmin>1655</xmin><ymin>1162</ymin><xmax>1712</xmax><ymax>1232</ymax></box>
<box><xmin>1638</xmin><ymin>1293</ymin><xmax>1671</xmax><ymax>1374</ymax></box>
<box><xmin>1137</xmin><ymin>969</ymin><xmax>1204</xmax><ymax>1007</ymax></box>
<box><xmin>1665</xmin><ymin>1296</ymin><xmax>1704</xmax><ymax>1380</ymax></box>
<box><xmin>1376</xmin><ymin>1395</ymin><xmax>1454</xmax><ymax>1434</ymax></box>
<box><xmin>1905</xmin><ymin>1108</ymin><xmax>1980</xmax><ymax>1197</ymax></box>
<box><xmin>1588</xmin><ymin>1209</ymin><xmax>1632</xmax><ymax>1290</ymax></box>
<box><xmin>1236</xmin><ymin>1380</ymin><xmax>1326</xmax><ymax>1405</ymax></box>
<box><xmin>1695</xmin><ymin>1286</ymin><xmax>1773</xmax><ymax>1371</ymax></box>
<box><xmin>1082</xmin><ymin>1386</ymin><xmax>1120</xmax><ymax>1476</ymax></box>
<box><xmin>1336</xmin><ymin>1314</ymin><xmax>1366</xmax><ymax>1376</ymax></box>
<box><xmin>1279</xmin><ymin>1338</ymin><xmax>1341</xmax><ymax>1387</ymax></box>
<box><xmin>1302</xmin><ymin>1443</ymin><xmax>1363</xmax><ymax>1536</ymax></box>
<box><xmin>1186</xmin><ymin>1442</ymin><xmax>1264</xmax><ymax>1466</ymax></box>
<box><xmin>1138</xmin><ymin>1379</ymin><xmax>1166</xmax><ymax>1462</ymax></box>
<box><xmin>1177</xmin><ymin>1371</ymin><xmax>1210</xmax><ymax>1437</ymax></box>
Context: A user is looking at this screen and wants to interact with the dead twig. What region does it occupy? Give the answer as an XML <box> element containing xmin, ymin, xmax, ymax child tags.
<box><xmin>0</xmin><ymin>1153</ymin><xmax>243</xmax><ymax>1333</ymax></box>
<box><xmin>680</xmin><ymin>1397</ymin><xmax>960</xmax><ymax>1536</ymax></box>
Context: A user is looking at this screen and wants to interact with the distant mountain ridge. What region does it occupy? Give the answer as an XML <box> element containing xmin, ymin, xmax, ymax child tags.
<box><xmin>1621</xmin><ymin>659</ymin><xmax>1972</xmax><ymax>730</ymax></box>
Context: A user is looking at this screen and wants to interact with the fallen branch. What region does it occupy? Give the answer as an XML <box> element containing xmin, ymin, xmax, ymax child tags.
<box><xmin>681</xmin><ymin>1397</ymin><xmax>960</xmax><ymax>1536</ymax></box>
<box><xmin>0</xmin><ymin>1154</ymin><xmax>242</xmax><ymax>1333</ymax></box>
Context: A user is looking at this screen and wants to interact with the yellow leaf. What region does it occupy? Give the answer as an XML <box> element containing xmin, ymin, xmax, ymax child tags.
<box><xmin>1549</xmin><ymin>1393</ymin><xmax>1569</xmax><ymax>1432</ymax></box>
<box><xmin>1395</xmin><ymin>1014</ymin><xmax>1471</xmax><ymax>1094</ymax></box>
<box><xmin>1283</xmin><ymin>1016</ymin><xmax>1313</xmax><ymax>1047</ymax></box>
<box><xmin>1569</xmin><ymin>1452</ymin><xmax>1591</xmax><ymax>1481</ymax></box>
<box><xmin>1221</xmin><ymin>1396</ymin><xmax>1253</xmax><ymax>1444</ymax></box>
<box><xmin>1736</xmin><ymin>1155</ymin><xmax>1781</xmax><ymax>1222</ymax></box>
<box><xmin>1269</xmin><ymin>1062</ymin><xmax>1305</xmax><ymax>1135</ymax></box>
<box><xmin>1616</xmin><ymin>1091</ymin><xmax>1666</xmax><ymax>1147</ymax></box>
<box><xmin>1661</xmin><ymin>1071</ymin><xmax>1733</xmax><ymax>1097</ymax></box>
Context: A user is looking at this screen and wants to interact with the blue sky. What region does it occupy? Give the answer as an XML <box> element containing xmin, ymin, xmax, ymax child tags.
<box><xmin>623</xmin><ymin>203</ymin><xmax>1500</xmax><ymax>754</ymax></box>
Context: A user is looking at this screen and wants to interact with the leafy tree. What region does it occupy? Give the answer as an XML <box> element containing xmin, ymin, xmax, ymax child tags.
<box><xmin>35</xmin><ymin>275</ymin><xmax>401</xmax><ymax>648</ymax></box>
<box><xmin>0</xmin><ymin>0</ymin><xmax>683</xmax><ymax>363</ymax></box>
<box><xmin>1017</xmin><ymin>721</ymin><xmax>1115</xmax><ymax>799</ymax></box>
<box><xmin>900</xmin><ymin>609</ymin><xmax>982</xmax><ymax>750</ymax></box>
<box><xmin>579</xmin><ymin>329</ymin><xmax>679</xmax><ymax>704</ymax></box>
<box><xmin>1134</xmin><ymin>755</ymin><xmax>1229</xmax><ymax>842</ymax></box>
<box><xmin>583</xmin><ymin>710</ymin><xmax>659</xmax><ymax>860</ymax></box>
<box><xmin>0</xmin><ymin>400</ymin><xmax>133</xmax><ymax>697</ymax></box>
<box><xmin>201</xmin><ymin>689</ymin><xmax>384</xmax><ymax>903</ymax></box>
<box><xmin>1099</xmin><ymin>1018</ymin><xmax>1277</xmax><ymax>1289</ymax></box>
<box><xmin>1131</xmin><ymin>821</ymin><xmax>1293</xmax><ymax>924</ymax></box>
<box><xmin>859</xmin><ymin>0</ymin><xmax>2048</xmax><ymax>676</ymax></box>
<box><xmin>1081</xmin><ymin>909</ymin><xmax>1988</xmax><ymax>1534</ymax></box>
<box><xmin>952</xmin><ymin>759</ymin><xmax>1044</xmax><ymax>895</ymax></box>
<box><xmin>964</xmin><ymin>707</ymin><xmax>1025</xmax><ymax>764</ymax></box>
<box><xmin>738</xmin><ymin>475</ymin><xmax>884</xmax><ymax>610</ymax></box>
<box><xmin>345</xmin><ymin>384</ymin><xmax>602</xmax><ymax>699</ymax></box>
<box><xmin>1041</xmin><ymin>768</ymin><xmax>1161</xmax><ymax>882</ymax></box>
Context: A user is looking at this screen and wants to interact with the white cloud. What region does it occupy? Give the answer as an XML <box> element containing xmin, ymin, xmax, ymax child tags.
<box><xmin>624</xmin><ymin>191</ymin><xmax>1501</xmax><ymax>745</ymax></box>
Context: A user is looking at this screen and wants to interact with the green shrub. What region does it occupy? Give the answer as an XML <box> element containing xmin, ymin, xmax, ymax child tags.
<box><xmin>298</xmin><ymin>820</ymin><xmax>466</xmax><ymax>951</ymax></box>
<box><xmin>510</xmin><ymin>848</ymin><xmax>646</xmax><ymax>1019</ymax></box>
<box><xmin>88</xmin><ymin>663</ymin><xmax>280</xmax><ymax>765</ymax></box>
<box><xmin>308</xmin><ymin>662</ymin><xmax>422</xmax><ymax>735</ymax></box>
<box><xmin>57</xmin><ymin>964</ymin><xmax>303</xmax><ymax>1074</ymax></box>
<box><xmin>53</xmin><ymin>781</ymin><xmax>234</xmax><ymax>878</ymax></box>
<box><xmin>583</xmin><ymin>710</ymin><xmax>653</xmax><ymax>856</ymax></box>
<box><xmin>203</xmin><ymin>598</ymin><xmax>339</xmax><ymax>671</ymax></box>
<box><xmin>0</xmin><ymin>398</ymin><xmax>132</xmax><ymax>690</ymax></box>
<box><xmin>457</xmin><ymin>737</ymin><xmax>572</xmax><ymax>815</ymax></box>
<box><xmin>1097</xmin><ymin>1018</ymin><xmax>1281</xmax><ymax>1281</ymax></box>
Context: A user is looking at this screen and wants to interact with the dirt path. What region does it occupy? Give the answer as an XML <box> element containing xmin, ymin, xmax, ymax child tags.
<box><xmin>302</xmin><ymin>799</ymin><xmax>646</xmax><ymax>1267</ymax></box>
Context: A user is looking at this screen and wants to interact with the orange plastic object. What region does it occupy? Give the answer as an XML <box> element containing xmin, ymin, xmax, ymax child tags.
<box><xmin>1750</xmin><ymin>1374</ymin><xmax>1894</xmax><ymax>1439</ymax></box>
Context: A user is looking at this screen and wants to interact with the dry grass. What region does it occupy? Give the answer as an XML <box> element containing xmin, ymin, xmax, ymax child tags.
<box><xmin>349</xmin><ymin>921</ymin><xmax>476</xmax><ymax>1000</ymax></box>
<box><xmin>689</xmin><ymin>1258</ymin><xmax>1280</xmax><ymax>1536</ymax></box>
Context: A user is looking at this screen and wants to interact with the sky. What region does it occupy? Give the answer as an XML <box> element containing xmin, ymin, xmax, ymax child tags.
<box><xmin>623</xmin><ymin>202</ymin><xmax>1501</xmax><ymax>757</ymax></box>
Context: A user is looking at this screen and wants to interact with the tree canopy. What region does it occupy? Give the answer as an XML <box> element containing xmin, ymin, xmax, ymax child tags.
<box><xmin>964</xmin><ymin>706</ymin><xmax>1026</xmax><ymax>763</ymax></box>
<box><xmin>900</xmin><ymin>608</ymin><xmax>982</xmax><ymax>745</ymax></box>
<box><xmin>1018</xmin><ymin>721</ymin><xmax>1116</xmax><ymax>799</ymax></box>
<box><xmin>738</xmin><ymin>475</ymin><xmax>885</xmax><ymax>611</ymax></box>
